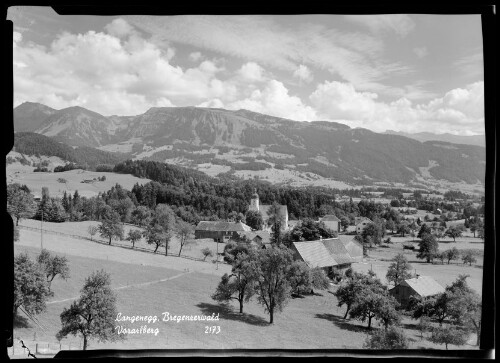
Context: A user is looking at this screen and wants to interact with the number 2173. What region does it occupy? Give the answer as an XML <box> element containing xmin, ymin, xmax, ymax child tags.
<box><xmin>205</xmin><ymin>326</ymin><xmax>220</xmax><ymax>334</ymax></box>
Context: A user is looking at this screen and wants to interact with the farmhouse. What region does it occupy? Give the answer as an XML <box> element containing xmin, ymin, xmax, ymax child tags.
<box><xmin>194</xmin><ymin>221</ymin><xmax>252</xmax><ymax>243</ymax></box>
<box><xmin>248</xmin><ymin>190</ymin><xmax>289</xmax><ymax>231</ymax></box>
<box><xmin>291</xmin><ymin>237</ymin><xmax>359</xmax><ymax>275</ymax></box>
<box><xmin>319</xmin><ymin>214</ymin><xmax>340</xmax><ymax>232</ymax></box>
<box><xmin>235</xmin><ymin>230</ymin><xmax>271</xmax><ymax>248</ymax></box>
<box><xmin>389</xmin><ymin>275</ymin><xmax>445</xmax><ymax>308</ymax></box>
<box><xmin>338</xmin><ymin>235</ymin><xmax>363</xmax><ymax>262</ymax></box>
<box><xmin>355</xmin><ymin>217</ymin><xmax>372</xmax><ymax>235</ymax></box>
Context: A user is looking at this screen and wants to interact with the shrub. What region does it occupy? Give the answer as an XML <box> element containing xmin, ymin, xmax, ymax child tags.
<box><xmin>364</xmin><ymin>326</ymin><xmax>410</xmax><ymax>349</ymax></box>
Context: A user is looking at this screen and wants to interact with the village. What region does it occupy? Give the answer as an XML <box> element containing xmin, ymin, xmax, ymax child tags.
<box><xmin>9</xmin><ymin>174</ymin><xmax>485</xmax><ymax>355</ymax></box>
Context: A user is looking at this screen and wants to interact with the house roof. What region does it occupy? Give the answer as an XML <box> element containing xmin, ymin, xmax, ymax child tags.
<box><xmin>292</xmin><ymin>241</ymin><xmax>338</xmax><ymax>268</ymax></box>
<box><xmin>195</xmin><ymin>221</ymin><xmax>252</xmax><ymax>232</ymax></box>
<box><xmin>237</xmin><ymin>231</ymin><xmax>272</xmax><ymax>244</ymax></box>
<box><xmin>320</xmin><ymin>215</ymin><xmax>340</xmax><ymax>222</ymax></box>
<box><xmin>321</xmin><ymin>238</ymin><xmax>353</xmax><ymax>265</ymax></box>
<box><xmin>355</xmin><ymin>217</ymin><xmax>372</xmax><ymax>225</ymax></box>
<box><xmin>400</xmin><ymin>276</ymin><xmax>445</xmax><ymax>297</ymax></box>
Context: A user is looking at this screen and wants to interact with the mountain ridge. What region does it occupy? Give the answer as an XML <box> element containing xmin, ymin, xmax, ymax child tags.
<box><xmin>13</xmin><ymin>102</ymin><xmax>485</xmax><ymax>188</ymax></box>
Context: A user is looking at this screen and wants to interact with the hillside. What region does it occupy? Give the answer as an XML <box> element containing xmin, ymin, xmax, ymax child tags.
<box><xmin>12</xmin><ymin>132</ymin><xmax>126</xmax><ymax>168</ymax></box>
<box><xmin>13</xmin><ymin>103</ymin><xmax>486</xmax><ymax>188</ymax></box>
<box><xmin>384</xmin><ymin>130</ymin><xmax>485</xmax><ymax>147</ymax></box>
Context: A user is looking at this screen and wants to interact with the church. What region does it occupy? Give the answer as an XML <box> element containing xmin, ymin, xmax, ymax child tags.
<box><xmin>248</xmin><ymin>190</ymin><xmax>289</xmax><ymax>231</ymax></box>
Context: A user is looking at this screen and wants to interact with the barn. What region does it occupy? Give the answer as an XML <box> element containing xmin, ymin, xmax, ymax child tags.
<box><xmin>389</xmin><ymin>275</ymin><xmax>445</xmax><ymax>308</ymax></box>
<box><xmin>194</xmin><ymin>221</ymin><xmax>252</xmax><ymax>243</ymax></box>
<box><xmin>338</xmin><ymin>235</ymin><xmax>364</xmax><ymax>262</ymax></box>
<box><xmin>291</xmin><ymin>238</ymin><xmax>359</xmax><ymax>276</ymax></box>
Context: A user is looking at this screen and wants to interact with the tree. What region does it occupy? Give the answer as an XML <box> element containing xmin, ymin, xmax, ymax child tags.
<box><xmin>109</xmin><ymin>198</ymin><xmax>135</xmax><ymax>223</ymax></box>
<box><xmin>87</xmin><ymin>225</ymin><xmax>98</xmax><ymax>241</ymax></box>
<box><xmin>444</xmin><ymin>247</ymin><xmax>460</xmax><ymax>264</ymax></box>
<box><xmin>462</xmin><ymin>251</ymin><xmax>477</xmax><ymax>266</ymax></box>
<box><xmin>56</xmin><ymin>270</ymin><xmax>122</xmax><ymax>350</ymax></box>
<box><xmin>386</xmin><ymin>219</ymin><xmax>396</xmax><ymax>234</ymax></box>
<box><xmin>223</xmin><ymin>241</ymin><xmax>250</xmax><ymax>264</ymax></box>
<box><xmin>99</xmin><ymin>211</ymin><xmax>124</xmax><ymax>245</ymax></box>
<box><xmin>397</xmin><ymin>222</ymin><xmax>410</xmax><ymax>237</ymax></box>
<box><xmin>416</xmin><ymin>316</ymin><xmax>432</xmax><ymax>340</ymax></box>
<box><xmin>211</xmin><ymin>252</ymin><xmax>257</xmax><ymax>313</ymax></box>
<box><xmin>144</xmin><ymin>224</ymin><xmax>169</xmax><ymax>254</ymax></box>
<box><xmin>445</xmin><ymin>225</ymin><xmax>464</xmax><ymax>242</ymax></box>
<box><xmin>288</xmin><ymin>260</ymin><xmax>312</xmax><ymax>295</ymax></box>
<box><xmin>201</xmin><ymin>247</ymin><xmax>213</xmax><ymax>261</ymax></box>
<box><xmin>153</xmin><ymin>204</ymin><xmax>175</xmax><ymax>255</ymax></box>
<box><xmin>176</xmin><ymin>220</ymin><xmax>194</xmax><ymax>257</ymax></box>
<box><xmin>245</xmin><ymin>210</ymin><xmax>264</xmax><ymax>230</ymax></box>
<box><xmin>267</xmin><ymin>202</ymin><xmax>286</xmax><ymax>245</ymax></box>
<box><xmin>14</xmin><ymin>253</ymin><xmax>50</xmax><ymax>316</ymax></box>
<box><xmin>386</xmin><ymin>253</ymin><xmax>412</xmax><ymax>286</ymax></box>
<box><xmin>37</xmin><ymin>249</ymin><xmax>70</xmax><ymax>292</ymax></box>
<box><xmin>417</xmin><ymin>223</ymin><xmax>432</xmax><ymax>239</ymax></box>
<box><xmin>349</xmin><ymin>279</ymin><xmax>397</xmax><ymax>329</ymax></box>
<box><xmin>364</xmin><ymin>326</ymin><xmax>409</xmax><ymax>349</ymax></box>
<box><xmin>7</xmin><ymin>184</ymin><xmax>37</xmax><ymax>226</ymax></box>
<box><xmin>429</xmin><ymin>326</ymin><xmax>469</xmax><ymax>350</ymax></box>
<box><xmin>340</xmin><ymin>216</ymin><xmax>350</xmax><ymax>232</ymax></box>
<box><xmin>283</xmin><ymin>219</ymin><xmax>337</xmax><ymax>247</ymax></box>
<box><xmin>251</xmin><ymin>246</ymin><xmax>294</xmax><ymax>324</ymax></box>
<box><xmin>131</xmin><ymin>206</ymin><xmax>152</xmax><ymax>227</ymax></box>
<box><xmin>335</xmin><ymin>271</ymin><xmax>381</xmax><ymax>320</ymax></box>
<box><xmin>126</xmin><ymin>229</ymin><xmax>142</xmax><ymax>248</ymax></box>
<box><xmin>417</xmin><ymin>233</ymin><xmax>439</xmax><ymax>263</ymax></box>
<box><xmin>310</xmin><ymin>267</ymin><xmax>330</xmax><ymax>291</ymax></box>
<box><xmin>477</xmin><ymin>226</ymin><xmax>485</xmax><ymax>240</ymax></box>
<box><xmin>361</xmin><ymin>222</ymin><xmax>384</xmax><ymax>246</ymax></box>
<box><xmin>14</xmin><ymin>225</ymin><xmax>20</xmax><ymax>242</ymax></box>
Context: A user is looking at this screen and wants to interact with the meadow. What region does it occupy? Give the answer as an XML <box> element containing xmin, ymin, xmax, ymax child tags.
<box><xmin>10</xmin><ymin>224</ymin><xmax>481</xmax><ymax>356</ymax></box>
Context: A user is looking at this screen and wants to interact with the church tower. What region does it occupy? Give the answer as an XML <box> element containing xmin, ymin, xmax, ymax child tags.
<box><xmin>250</xmin><ymin>189</ymin><xmax>260</xmax><ymax>211</ymax></box>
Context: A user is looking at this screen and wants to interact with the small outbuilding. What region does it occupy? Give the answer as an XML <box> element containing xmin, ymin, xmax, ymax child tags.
<box><xmin>389</xmin><ymin>275</ymin><xmax>445</xmax><ymax>308</ymax></box>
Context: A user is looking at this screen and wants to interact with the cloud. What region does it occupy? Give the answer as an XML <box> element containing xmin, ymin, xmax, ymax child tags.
<box><xmin>104</xmin><ymin>18</ymin><xmax>135</xmax><ymax>38</ymax></box>
<box><xmin>344</xmin><ymin>15</ymin><xmax>416</xmax><ymax>37</ymax></box>
<box><xmin>12</xmin><ymin>24</ymin><xmax>239</xmax><ymax>115</ymax></box>
<box><xmin>189</xmin><ymin>51</ymin><xmax>202</xmax><ymax>62</ymax></box>
<box><xmin>454</xmin><ymin>51</ymin><xmax>483</xmax><ymax>80</ymax></box>
<box><xmin>413</xmin><ymin>47</ymin><xmax>428</xmax><ymax>59</ymax></box>
<box><xmin>226</xmin><ymin>80</ymin><xmax>317</xmax><ymax>121</ymax></box>
<box><xmin>237</xmin><ymin>62</ymin><xmax>266</xmax><ymax>82</ymax></box>
<box><xmin>293</xmin><ymin>64</ymin><xmax>313</xmax><ymax>83</ymax></box>
<box><xmin>126</xmin><ymin>15</ymin><xmax>412</xmax><ymax>94</ymax></box>
<box><xmin>310</xmin><ymin>80</ymin><xmax>484</xmax><ymax>135</ymax></box>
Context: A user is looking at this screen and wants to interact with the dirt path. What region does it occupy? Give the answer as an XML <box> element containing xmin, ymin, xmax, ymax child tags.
<box><xmin>47</xmin><ymin>270</ymin><xmax>193</xmax><ymax>305</ymax></box>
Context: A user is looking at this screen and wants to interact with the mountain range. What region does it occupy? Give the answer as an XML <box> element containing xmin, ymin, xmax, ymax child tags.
<box><xmin>384</xmin><ymin>130</ymin><xmax>485</xmax><ymax>147</ymax></box>
<box><xmin>12</xmin><ymin>102</ymin><xmax>486</xmax><ymax>188</ymax></box>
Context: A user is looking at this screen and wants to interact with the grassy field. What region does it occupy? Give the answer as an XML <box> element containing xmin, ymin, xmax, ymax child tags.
<box><xmin>19</xmin><ymin>219</ymin><xmax>224</xmax><ymax>266</ymax></box>
<box><xmin>11</xmin><ymin>225</ymin><xmax>481</xmax><ymax>355</ymax></box>
<box><xmin>6</xmin><ymin>166</ymin><xmax>151</xmax><ymax>198</ymax></box>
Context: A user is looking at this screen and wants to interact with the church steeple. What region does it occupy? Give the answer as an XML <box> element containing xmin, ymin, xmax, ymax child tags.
<box><xmin>250</xmin><ymin>188</ymin><xmax>260</xmax><ymax>211</ymax></box>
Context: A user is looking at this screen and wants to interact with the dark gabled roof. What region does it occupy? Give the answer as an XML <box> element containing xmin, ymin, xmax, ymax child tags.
<box><xmin>236</xmin><ymin>231</ymin><xmax>272</xmax><ymax>244</ymax></box>
<box><xmin>321</xmin><ymin>238</ymin><xmax>354</xmax><ymax>265</ymax></box>
<box><xmin>320</xmin><ymin>215</ymin><xmax>340</xmax><ymax>222</ymax></box>
<box><xmin>195</xmin><ymin>221</ymin><xmax>252</xmax><ymax>232</ymax></box>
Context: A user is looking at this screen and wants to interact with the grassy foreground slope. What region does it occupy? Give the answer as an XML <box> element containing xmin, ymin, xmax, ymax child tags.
<box><xmin>12</xmin><ymin>227</ymin><xmax>479</xmax><ymax>351</ymax></box>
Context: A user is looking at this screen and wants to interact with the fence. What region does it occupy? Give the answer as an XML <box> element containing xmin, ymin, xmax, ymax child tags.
<box><xmin>18</xmin><ymin>224</ymin><xmax>228</xmax><ymax>264</ymax></box>
<box><xmin>7</xmin><ymin>340</ymin><xmax>82</xmax><ymax>357</ymax></box>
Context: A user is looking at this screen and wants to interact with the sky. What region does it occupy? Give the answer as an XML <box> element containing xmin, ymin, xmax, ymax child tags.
<box><xmin>8</xmin><ymin>7</ymin><xmax>485</xmax><ymax>135</ymax></box>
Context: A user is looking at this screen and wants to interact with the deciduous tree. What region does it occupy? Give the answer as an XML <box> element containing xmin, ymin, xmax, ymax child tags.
<box><xmin>14</xmin><ymin>253</ymin><xmax>50</xmax><ymax>317</ymax></box>
<box><xmin>126</xmin><ymin>229</ymin><xmax>142</xmax><ymax>249</ymax></box>
<box><xmin>7</xmin><ymin>184</ymin><xmax>37</xmax><ymax>226</ymax></box>
<box><xmin>56</xmin><ymin>270</ymin><xmax>122</xmax><ymax>350</ymax></box>
<box><xmin>37</xmin><ymin>249</ymin><xmax>70</xmax><ymax>292</ymax></box>
<box><xmin>386</xmin><ymin>253</ymin><xmax>412</xmax><ymax>286</ymax></box>
<box><xmin>417</xmin><ymin>233</ymin><xmax>439</xmax><ymax>263</ymax></box>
